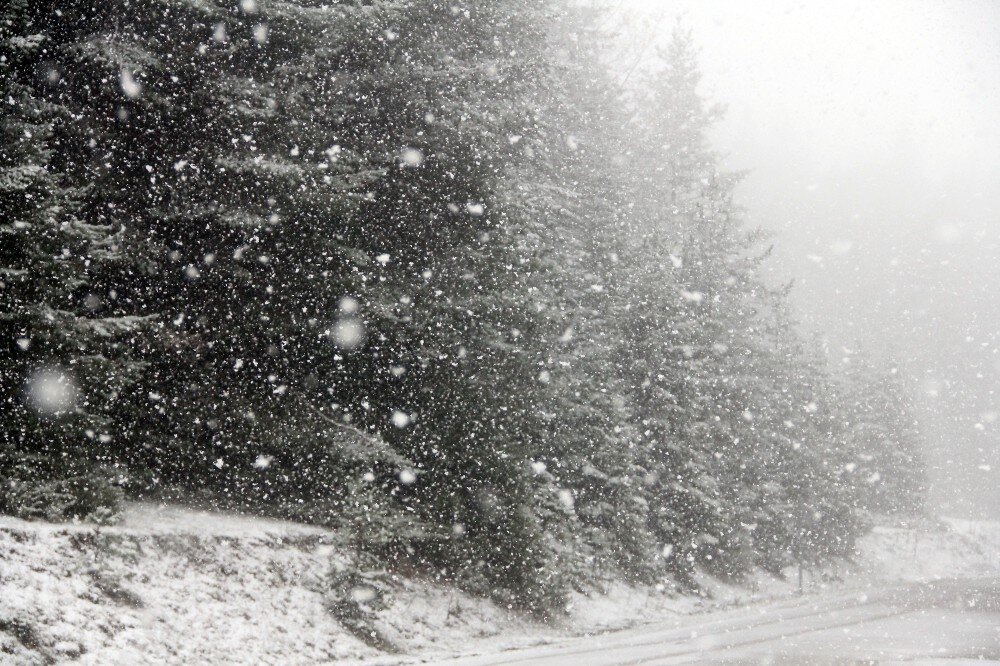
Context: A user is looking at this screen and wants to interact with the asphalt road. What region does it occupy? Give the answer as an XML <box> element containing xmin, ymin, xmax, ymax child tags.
<box><xmin>439</xmin><ymin>578</ymin><xmax>1000</xmax><ymax>665</ymax></box>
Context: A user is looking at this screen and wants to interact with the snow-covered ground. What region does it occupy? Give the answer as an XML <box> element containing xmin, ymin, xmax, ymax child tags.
<box><xmin>1</xmin><ymin>504</ymin><xmax>997</xmax><ymax>665</ymax></box>
<box><xmin>438</xmin><ymin>577</ymin><xmax>1000</xmax><ymax>664</ymax></box>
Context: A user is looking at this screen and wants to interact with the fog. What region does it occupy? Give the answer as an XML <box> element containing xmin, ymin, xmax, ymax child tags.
<box><xmin>612</xmin><ymin>0</ymin><xmax>1000</xmax><ymax>518</ymax></box>
<box><xmin>6</xmin><ymin>2</ymin><xmax>1000</xmax><ymax>659</ymax></box>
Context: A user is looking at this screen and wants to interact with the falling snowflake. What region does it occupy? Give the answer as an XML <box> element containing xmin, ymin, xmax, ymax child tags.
<box><xmin>330</xmin><ymin>318</ymin><xmax>365</xmax><ymax>350</ymax></box>
<box><xmin>120</xmin><ymin>68</ymin><xmax>141</xmax><ymax>98</ymax></box>
<box><xmin>399</xmin><ymin>147</ymin><xmax>424</xmax><ymax>167</ymax></box>
<box><xmin>391</xmin><ymin>410</ymin><xmax>411</xmax><ymax>428</ymax></box>
<box><xmin>26</xmin><ymin>369</ymin><xmax>77</xmax><ymax>415</ymax></box>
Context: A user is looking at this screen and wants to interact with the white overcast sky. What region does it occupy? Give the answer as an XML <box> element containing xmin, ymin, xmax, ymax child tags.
<box><xmin>608</xmin><ymin>0</ymin><xmax>1000</xmax><ymax>516</ymax></box>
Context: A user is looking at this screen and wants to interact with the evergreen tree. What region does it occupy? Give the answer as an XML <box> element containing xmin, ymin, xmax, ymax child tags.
<box><xmin>0</xmin><ymin>0</ymin><xmax>143</xmax><ymax>520</ymax></box>
<box><xmin>0</xmin><ymin>0</ymin><xmax>886</xmax><ymax>616</ymax></box>
<box><xmin>616</xmin><ymin>23</ymin><xmax>754</xmax><ymax>582</ymax></box>
<box><xmin>743</xmin><ymin>315</ymin><xmax>866</xmax><ymax>575</ymax></box>
<box><xmin>1</xmin><ymin>0</ymin><xmax>421</xmax><ymax>534</ymax></box>
<box><xmin>330</xmin><ymin>0</ymin><xmax>590</xmax><ymax>612</ymax></box>
<box><xmin>517</xmin><ymin>3</ymin><xmax>659</xmax><ymax>583</ymax></box>
<box><xmin>617</xmin><ymin>23</ymin><xmax>868</xmax><ymax>582</ymax></box>
<box><xmin>843</xmin><ymin>353</ymin><xmax>927</xmax><ymax>515</ymax></box>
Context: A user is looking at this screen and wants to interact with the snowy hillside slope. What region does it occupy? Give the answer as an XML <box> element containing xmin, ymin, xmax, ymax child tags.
<box><xmin>1</xmin><ymin>504</ymin><xmax>997</xmax><ymax>665</ymax></box>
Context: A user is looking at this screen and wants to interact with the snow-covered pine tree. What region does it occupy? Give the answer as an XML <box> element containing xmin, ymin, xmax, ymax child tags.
<box><xmin>616</xmin><ymin>23</ymin><xmax>750</xmax><ymax>583</ymax></box>
<box><xmin>842</xmin><ymin>353</ymin><xmax>928</xmax><ymax>515</ymax></box>
<box><xmin>509</xmin><ymin>3</ymin><xmax>660</xmax><ymax>584</ymax></box>
<box><xmin>736</xmin><ymin>306</ymin><xmax>866</xmax><ymax>575</ymax></box>
<box><xmin>618</xmin><ymin>22</ymin><xmax>868</xmax><ymax>583</ymax></box>
<box><xmin>8</xmin><ymin>0</ymin><xmax>421</xmax><ymax>537</ymax></box>
<box><xmin>328</xmin><ymin>0</ymin><xmax>587</xmax><ymax>614</ymax></box>
<box><xmin>0</xmin><ymin>0</ymin><xmax>888</xmax><ymax>614</ymax></box>
<box><xmin>0</xmin><ymin>0</ymin><xmax>143</xmax><ymax>520</ymax></box>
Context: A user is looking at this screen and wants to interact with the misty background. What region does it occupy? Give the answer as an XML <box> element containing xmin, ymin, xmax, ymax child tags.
<box><xmin>612</xmin><ymin>0</ymin><xmax>1000</xmax><ymax>518</ymax></box>
<box><xmin>7</xmin><ymin>3</ymin><xmax>999</xmax><ymax>657</ymax></box>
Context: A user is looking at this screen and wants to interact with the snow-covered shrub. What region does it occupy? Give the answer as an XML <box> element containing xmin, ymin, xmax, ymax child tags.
<box><xmin>324</xmin><ymin>562</ymin><xmax>398</xmax><ymax>652</ymax></box>
<box><xmin>1</xmin><ymin>469</ymin><xmax>123</xmax><ymax>523</ymax></box>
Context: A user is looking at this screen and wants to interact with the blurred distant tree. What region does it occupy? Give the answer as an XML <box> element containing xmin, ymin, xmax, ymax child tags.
<box><xmin>618</xmin><ymin>23</ymin><xmax>870</xmax><ymax>583</ymax></box>
<box><xmin>616</xmin><ymin>23</ymin><xmax>755</xmax><ymax>582</ymax></box>
<box><xmin>842</xmin><ymin>353</ymin><xmax>928</xmax><ymax>515</ymax></box>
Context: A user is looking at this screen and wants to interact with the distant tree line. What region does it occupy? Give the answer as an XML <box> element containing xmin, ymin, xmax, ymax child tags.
<box><xmin>1</xmin><ymin>0</ymin><xmax>926</xmax><ymax>614</ymax></box>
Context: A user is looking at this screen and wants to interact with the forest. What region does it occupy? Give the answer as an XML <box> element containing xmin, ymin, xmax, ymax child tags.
<box><xmin>1</xmin><ymin>0</ymin><xmax>927</xmax><ymax>616</ymax></box>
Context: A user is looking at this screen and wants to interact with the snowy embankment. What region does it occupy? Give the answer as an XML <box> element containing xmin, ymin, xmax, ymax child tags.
<box><xmin>1</xmin><ymin>505</ymin><xmax>997</xmax><ymax>665</ymax></box>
